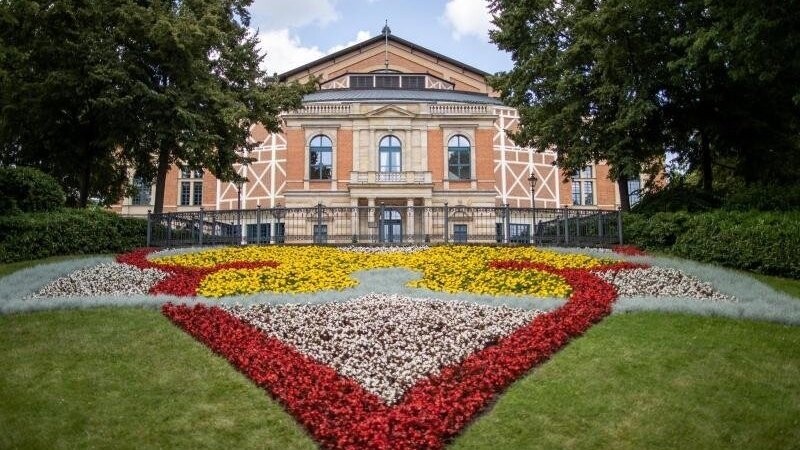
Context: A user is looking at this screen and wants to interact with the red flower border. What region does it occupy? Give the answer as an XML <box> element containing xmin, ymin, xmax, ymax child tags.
<box><xmin>612</xmin><ymin>244</ymin><xmax>647</xmax><ymax>256</ymax></box>
<box><xmin>116</xmin><ymin>248</ymin><xmax>278</xmax><ymax>296</ymax></box>
<box><xmin>162</xmin><ymin>263</ymin><xmax>630</xmax><ymax>449</ymax></box>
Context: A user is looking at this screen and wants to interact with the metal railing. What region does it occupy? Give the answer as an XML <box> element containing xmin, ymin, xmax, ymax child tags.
<box><xmin>146</xmin><ymin>204</ymin><xmax>623</xmax><ymax>248</ymax></box>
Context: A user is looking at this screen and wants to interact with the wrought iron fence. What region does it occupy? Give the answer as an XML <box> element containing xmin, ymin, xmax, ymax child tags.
<box><xmin>146</xmin><ymin>204</ymin><xmax>623</xmax><ymax>248</ymax></box>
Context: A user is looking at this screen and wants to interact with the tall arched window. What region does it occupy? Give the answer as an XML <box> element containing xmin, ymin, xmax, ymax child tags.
<box><xmin>309</xmin><ymin>135</ymin><xmax>332</xmax><ymax>180</ymax></box>
<box><xmin>379</xmin><ymin>135</ymin><xmax>401</xmax><ymax>173</ymax></box>
<box><xmin>448</xmin><ymin>135</ymin><xmax>471</xmax><ymax>180</ymax></box>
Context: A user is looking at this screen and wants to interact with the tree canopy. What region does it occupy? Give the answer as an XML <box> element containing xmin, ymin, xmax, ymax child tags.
<box><xmin>0</xmin><ymin>0</ymin><xmax>313</xmax><ymax>211</ymax></box>
<box><xmin>489</xmin><ymin>0</ymin><xmax>800</xmax><ymax>207</ymax></box>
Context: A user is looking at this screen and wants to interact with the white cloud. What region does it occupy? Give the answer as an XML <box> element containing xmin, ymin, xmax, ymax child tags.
<box><xmin>327</xmin><ymin>30</ymin><xmax>372</xmax><ymax>53</ymax></box>
<box><xmin>258</xmin><ymin>29</ymin><xmax>372</xmax><ymax>75</ymax></box>
<box><xmin>441</xmin><ymin>0</ymin><xmax>494</xmax><ymax>40</ymax></box>
<box><xmin>249</xmin><ymin>0</ymin><xmax>339</xmax><ymax>29</ymax></box>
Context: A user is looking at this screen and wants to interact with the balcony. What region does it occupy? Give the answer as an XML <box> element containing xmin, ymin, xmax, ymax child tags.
<box><xmin>350</xmin><ymin>171</ymin><xmax>432</xmax><ymax>184</ymax></box>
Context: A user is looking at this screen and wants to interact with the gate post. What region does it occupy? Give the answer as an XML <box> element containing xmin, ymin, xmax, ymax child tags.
<box><xmin>443</xmin><ymin>202</ymin><xmax>450</xmax><ymax>243</ymax></box>
<box><xmin>617</xmin><ymin>208</ymin><xmax>624</xmax><ymax>245</ymax></box>
<box><xmin>198</xmin><ymin>207</ymin><xmax>204</xmax><ymax>247</ymax></box>
<box><xmin>255</xmin><ymin>205</ymin><xmax>262</xmax><ymax>245</ymax></box>
<box><xmin>316</xmin><ymin>202</ymin><xmax>324</xmax><ymax>244</ymax></box>
<box><xmin>563</xmin><ymin>208</ymin><xmax>570</xmax><ymax>245</ymax></box>
<box><xmin>504</xmin><ymin>203</ymin><xmax>511</xmax><ymax>244</ymax></box>
<box><xmin>378</xmin><ymin>202</ymin><xmax>385</xmax><ymax>244</ymax></box>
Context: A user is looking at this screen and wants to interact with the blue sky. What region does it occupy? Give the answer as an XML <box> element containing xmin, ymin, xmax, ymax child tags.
<box><xmin>248</xmin><ymin>0</ymin><xmax>513</xmax><ymax>75</ymax></box>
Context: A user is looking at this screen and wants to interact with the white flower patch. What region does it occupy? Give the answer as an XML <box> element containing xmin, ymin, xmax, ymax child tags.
<box><xmin>29</xmin><ymin>263</ymin><xmax>168</xmax><ymax>298</ymax></box>
<box><xmin>225</xmin><ymin>293</ymin><xmax>541</xmax><ymax>404</ymax></box>
<box><xmin>595</xmin><ymin>267</ymin><xmax>735</xmax><ymax>302</ymax></box>
<box><xmin>340</xmin><ymin>245</ymin><xmax>429</xmax><ymax>254</ymax></box>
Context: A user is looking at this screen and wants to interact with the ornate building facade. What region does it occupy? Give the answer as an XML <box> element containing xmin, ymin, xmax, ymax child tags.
<box><xmin>114</xmin><ymin>32</ymin><xmax>638</xmax><ymax>238</ymax></box>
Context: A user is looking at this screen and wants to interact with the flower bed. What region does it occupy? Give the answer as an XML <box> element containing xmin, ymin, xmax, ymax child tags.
<box><xmin>162</xmin><ymin>263</ymin><xmax>619</xmax><ymax>449</ymax></box>
<box><xmin>148</xmin><ymin>246</ymin><xmax>604</xmax><ymax>297</ymax></box>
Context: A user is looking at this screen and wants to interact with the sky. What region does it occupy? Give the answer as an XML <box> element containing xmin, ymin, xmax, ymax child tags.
<box><xmin>248</xmin><ymin>0</ymin><xmax>513</xmax><ymax>76</ymax></box>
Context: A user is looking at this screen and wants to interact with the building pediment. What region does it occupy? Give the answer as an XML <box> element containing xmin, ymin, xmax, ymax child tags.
<box><xmin>364</xmin><ymin>105</ymin><xmax>416</xmax><ymax>119</ymax></box>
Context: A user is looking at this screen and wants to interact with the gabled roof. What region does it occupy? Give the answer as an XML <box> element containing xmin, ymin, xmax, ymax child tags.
<box><xmin>278</xmin><ymin>33</ymin><xmax>491</xmax><ymax>80</ymax></box>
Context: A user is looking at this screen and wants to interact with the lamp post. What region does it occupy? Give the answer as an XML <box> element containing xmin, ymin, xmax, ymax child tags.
<box><xmin>528</xmin><ymin>172</ymin><xmax>538</xmax><ymax>244</ymax></box>
<box><xmin>236</xmin><ymin>179</ymin><xmax>244</xmax><ymax>244</ymax></box>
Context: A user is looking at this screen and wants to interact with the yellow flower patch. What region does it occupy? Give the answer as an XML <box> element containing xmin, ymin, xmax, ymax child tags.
<box><xmin>153</xmin><ymin>245</ymin><xmax>610</xmax><ymax>298</ymax></box>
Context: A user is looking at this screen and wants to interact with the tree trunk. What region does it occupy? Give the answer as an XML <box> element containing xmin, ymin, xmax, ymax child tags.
<box><xmin>152</xmin><ymin>147</ymin><xmax>171</xmax><ymax>214</ymax></box>
<box><xmin>700</xmin><ymin>131</ymin><xmax>713</xmax><ymax>195</ymax></box>
<box><xmin>617</xmin><ymin>177</ymin><xmax>631</xmax><ymax>212</ymax></box>
<box><xmin>77</xmin><ymin>142</ymin><xmax>94</xmax><ymax>208</ymax></box>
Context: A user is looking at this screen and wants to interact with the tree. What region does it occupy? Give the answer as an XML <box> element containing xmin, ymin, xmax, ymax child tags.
<box><xmin>489</xmin><ymin>0</ymin><xmax>800</xmax><ymax>204</ymax></box>
<box><xmin>118</xmin><ymin>0</ymin><xmax>313</xmax><ymax>213</ymax></box>
<box><xmin>0</xmin><ymin>0</ymin><xmax>313</xmax><ymax>211</ymax></box>
<box><xmin>0</xmin><ymin>0</ymin><xmax>138</xmax><ymax>207</ymax></box>
<box><xmin>489</xmin><ymin>0</ymin><xmax>671</xmax><ymax>210</ymax></box>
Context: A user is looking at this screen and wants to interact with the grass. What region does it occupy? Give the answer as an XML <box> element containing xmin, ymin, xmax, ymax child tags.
<box><xmin>0</xmin><ymin>308</ymin><xmax>315</xmax><ymax>449</ymax></box>
<box><xmin>751</xmin><ymin>273</ymin><xmax>800</xmax><ymax>300</ymax></box>
<box><xmin>452</xmin><ymin>312</ymin><xmax>800</xmax><ymax>450</ymax></box>
<box><xmin>1</xmin><ymin>309</ymin><xmax>798</xmax><ymax>449</ymax></box>
<box><xmin>0</xmin><ymin>255</ymin><xmax>107</xmax><ymax>278</ymax></box>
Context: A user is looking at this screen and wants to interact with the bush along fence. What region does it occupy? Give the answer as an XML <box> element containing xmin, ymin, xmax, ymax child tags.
<box><xmin>146</xmin><ymin>204</ymin><xmax>623</xmax><ymax>248</ymax></box>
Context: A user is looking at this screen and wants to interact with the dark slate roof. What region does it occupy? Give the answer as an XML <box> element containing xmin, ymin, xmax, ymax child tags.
<box><xmin>279</xmin><ymin>33</ymin><xmax>492</xmax><ymax>80</ymax></box>
<box><xmin>303</xmin><ymin>89</ymin><xmax>503</xmax><ymax>105</ymax></box>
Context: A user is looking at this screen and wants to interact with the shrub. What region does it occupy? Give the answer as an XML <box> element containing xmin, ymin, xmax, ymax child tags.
<box><xmin>625</xmin><ymin>211</ymin><xmax>800</xmax><ymax>279</ymax></box>
<box><xmin>722</xmin><ymin>184</ymin><xmax>800</xmax><ymax>212</ymax></box>
<box><xmin>0</xmin><ymin>209</ymin><xmax>147</xmax><ymax>263</ymax></box>
<box><xmin>631</xmin><ymin>183</ymin><xmax>719</xmax><ymax>214</ymax></box>
<box><xmin>0</xmin><ymin>166</ymin><xmax>65</xmax><ymax>214</ymax></box>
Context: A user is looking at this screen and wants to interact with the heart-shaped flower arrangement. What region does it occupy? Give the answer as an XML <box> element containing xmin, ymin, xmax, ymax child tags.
<box><xmin>162</xmin><ymin>260</ymin><xmax>638</xmax><ymax>449</ymax></box>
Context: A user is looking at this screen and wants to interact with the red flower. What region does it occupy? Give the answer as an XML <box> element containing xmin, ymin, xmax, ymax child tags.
<box><xmin>163</xmin><ymin>262</ymin><xmax>626</xmax><ymax>449</ymax></box>
<box><xmin>117</xmin><ymin>248</ymin><xmax>278</xmax><ymax>297</ymax></box>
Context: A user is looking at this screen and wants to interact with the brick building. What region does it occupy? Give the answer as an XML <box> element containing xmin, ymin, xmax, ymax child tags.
<box><xmin>114</xmin><ymin>32</ymin><xmax>641</xmax><ymax>238</ymax></box>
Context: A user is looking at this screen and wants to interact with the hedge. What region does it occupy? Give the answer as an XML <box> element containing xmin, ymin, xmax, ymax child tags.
<box><xmin>0</xmin><ymin>209</ymin><xmax>147</xmax><ymax>263</ymax></box>
<box><xmin>624</xmin><ymin>211</ymin><xmax>800</xmax><ymax>279</ymax></box>
<box><xmin>0</xmin><ymin>166</ymin><xmax>65</xmax><ymax>214</ymax></box>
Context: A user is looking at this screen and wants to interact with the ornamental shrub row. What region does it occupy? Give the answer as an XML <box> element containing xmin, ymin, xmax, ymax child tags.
<box><xmin>0</xmin><ymin>209</ymin><xmax>147</xmax><ymax>263</ymax></box>
<box><xmin>624</xmin><ymin>211</ymin><xmax>800</xmax><ymax>279</ymax></box>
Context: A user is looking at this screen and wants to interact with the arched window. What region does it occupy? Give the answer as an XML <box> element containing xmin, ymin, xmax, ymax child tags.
<box><xmin>448</xmin><ymin>135</ymin><xmax>471</xmax><ymax>180</ymax></box>
<box><xmin>379</xmin><ymin>135</ymin><xmax>401</xmax><ymax>173</ymax></box>
<box><xmin>309</xmin><ymin>135</ymin><xmax>332</xmax><ymax>180</ymax></box>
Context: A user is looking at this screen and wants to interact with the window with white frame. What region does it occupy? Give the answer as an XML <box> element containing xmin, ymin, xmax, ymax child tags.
<box><xmin>571</xmin><ymin>166</ymin><xmax>595</xmax><ymax>206</ymax></box>
<box><xmin>379</xmin><ymin>135</ymin><xmax>401</xmax><ymax>173</ymax></box>
<box><xmin>447</xmin><ymin>135</ymin><xmax>471</xmax><ymax>180</ymax></box>
<box><xmin>179</xmin><ymin>168</ymin><xmax>203</xmax><ymax>206</ymax></box>
<box><xmin>131</xmin><ymin>177</ymin><xmax>152</xmax><ymax>206</ymax></box>
<box><xmin>309</xmin><ymin>135</ymin><xmax>333</xmax><ymax>180</ymax></box>
<box><xmin>628</xmin><ymin>177</ymin><xmax>642</xmax><ymax>206</ymax></box>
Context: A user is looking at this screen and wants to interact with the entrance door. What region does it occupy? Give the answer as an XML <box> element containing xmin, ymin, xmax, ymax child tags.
<box><xmin>382</xmin><ymin>209</ymin><xmax>402</xmax><ymax>243</ymax></box>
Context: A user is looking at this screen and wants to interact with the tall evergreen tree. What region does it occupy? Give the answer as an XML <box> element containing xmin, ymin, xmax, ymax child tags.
<box><xmin>118</xmin><ymin>0</ymin><xmax>312</xmax><ymax>213</ymax></box>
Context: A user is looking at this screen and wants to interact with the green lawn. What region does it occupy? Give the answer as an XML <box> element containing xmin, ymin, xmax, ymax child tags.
<box><xmin>751</xmin><ymin>273</ymin><xmax>800</xmax><ymax>300</ymax></box>
<box><xmin>1</xmin><ymin>257</ymin><xmax>799</xmax><ymax>449</ymax></box>
<box><xmin>1</xmin><ymin>309</ymin><xmax>798</xmax><ymax>449</ymax></box>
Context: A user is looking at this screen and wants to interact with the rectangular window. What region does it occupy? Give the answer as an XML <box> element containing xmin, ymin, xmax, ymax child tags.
<box><xmin>131</xmin><ymin>178</ymin><xmax>152</xmax><ymax>206</ymax></box>
<box><xmin>509</xmin><ymin>223</ymin><xmax>531</xmax><ymax>244</ymax></box>
<box><xmin>313</xmin><ymin>224</ymin><xmax>328</xmax><ymax>243</ymax></box>
<box><xmin>350</xmin><ymin>75</ymin><xmax>373</xmax><ymax>88</ymax></box>
<box><xmin>453</xmin><ymin>224</ymin><xmax>468</xmax><ymax>242</ymax></box>
<box><xmin>402</xmin><ymin>75</ymin><xmax>425</xmax><ymax>89</ymax></box>
<box><xmin>274</xmin><ymin>222</ymin><xmax>286</xmax><ymax>244</ymax></box>
<box><xmin>571</xmin><ymin>166</ymin><xmax>595</xmax><ymax>206</ymax></box>
<box><xmin>192</xmin><ymin>181</ymin><xmax>203</xmax><ymax>206</ymax></box>
<box><xmin>375</xmin><ymin>75</ymin><xmax>400</xmax><ymax>88</ymax></box>
<box><xmin>628</xmin><ymin>177</ymin><xmax>642</xmax><ymax>206</ymax></box>
<box><xmin>246</xmin><ymin>223</ymin><xmax>270</xmax><ymax>243</ymax></box>
<box><xmin>180</xmin><ymin>181</ymin><xmax>191</xmax><ymax>206</ymax></box>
